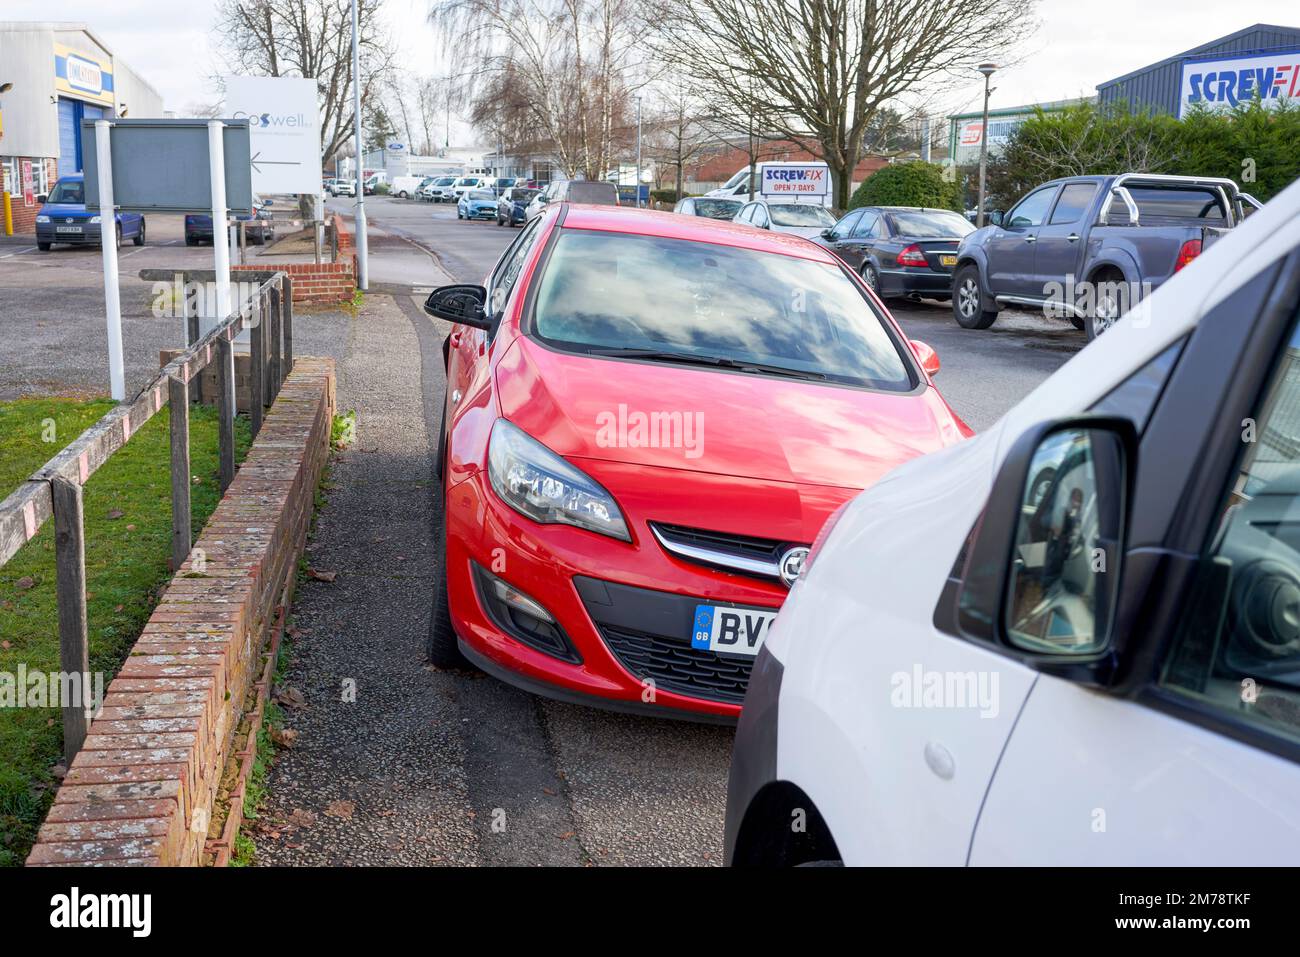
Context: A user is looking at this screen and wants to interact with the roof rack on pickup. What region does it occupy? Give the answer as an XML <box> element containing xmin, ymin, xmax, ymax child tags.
<box><xmin>1099</xmin><ymin>173</ymin><xmax>1262</xmax><ymax>227</ymax></box>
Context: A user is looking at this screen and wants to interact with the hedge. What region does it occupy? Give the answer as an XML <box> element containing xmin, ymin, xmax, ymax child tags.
<box><xmin>847</xmin><ymin>161</ymin><xmax>963</xmax><ymax>212</ymax></box>
<box><xmin>986</xmin><ymin>99</ymin><xmax>1300</xmax><ymax>209</ymax></box>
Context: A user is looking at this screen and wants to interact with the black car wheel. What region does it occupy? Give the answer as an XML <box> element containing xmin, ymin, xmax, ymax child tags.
<box><xmin>37</xmin><ymin>242</ymin><xmax>51</xmax><ymax>251</ymax></box>
<box><xmin>861</xmin><ymin>261</ymin><xmax>883</xmax><ymax>297</ymax></box>
<box><xmin>1083</xmin><ymin>269</ymin><xmax>1127</xmax><ymax>340</ymax></box>
<box><xmin>133</xmin><ymin>220</ymin><xmax>146</xmax><ymax>246</ymax></box>
<box><xmin>952</xmin><ymin>264</ymin><xmax>998</xmax><ymax>330</ymax></box>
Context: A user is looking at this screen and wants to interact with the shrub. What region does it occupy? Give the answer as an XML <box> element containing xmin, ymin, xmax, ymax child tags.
<box><xmin>848</xmin><ymin>161</ymin><xmax>962</xmax><ymax>212</ymax></box>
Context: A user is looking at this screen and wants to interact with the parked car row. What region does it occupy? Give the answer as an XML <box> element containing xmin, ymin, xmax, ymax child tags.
<box><xmin>697</xmin><ymin>173</ymin><xmax>1261</xmax><ymax>341</ymax></box>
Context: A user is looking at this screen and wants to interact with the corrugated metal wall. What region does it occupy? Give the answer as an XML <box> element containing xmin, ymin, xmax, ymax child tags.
<box><xmin>1098</xmin><ymin>25</ymin><xmax>1300</xmax><ymax>113</ymax></box>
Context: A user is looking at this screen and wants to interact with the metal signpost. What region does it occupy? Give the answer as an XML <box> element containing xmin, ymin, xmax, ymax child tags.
<box><xmin>351</xmin><ymin>0</ymin><xmax>369</xmax><ymax>290</ymax></box>
<box><xmin>82</xmin><ymin>117</ymin><xmax>253</xmax><ymax>402</ymax></box>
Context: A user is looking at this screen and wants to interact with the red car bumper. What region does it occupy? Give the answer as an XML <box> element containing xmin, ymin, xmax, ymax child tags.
<box><xmin>444</xmin><ymin>461</ymin><xmax>855</xmax><ymax>721</ymax></box>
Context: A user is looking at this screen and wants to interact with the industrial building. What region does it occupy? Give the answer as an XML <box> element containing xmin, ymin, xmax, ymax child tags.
<box><xmin>946</xmin><ymin>23</ymin><xmax>1300</xmax><ymax>170</ymax></box>
<box><xmin>0</xmin><ymin>21</ymin><xmax>164</xmax><ymax>234</ymax></box>
<box><xmin>1098</xmin><ymin>22</ymin><xmax>1300</xmax><ymax>116</ymax></box>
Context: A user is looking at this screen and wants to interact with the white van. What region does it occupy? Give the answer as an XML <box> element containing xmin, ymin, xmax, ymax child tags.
<box><xmin>390</xmin><ymin>175</ymin><xmax>426</xmax><ymax>199</ymax></box>
<box><xmin>725</xmin><ymin>177</ymin><xmax>1300</xmax><ymax>866</ymax></box>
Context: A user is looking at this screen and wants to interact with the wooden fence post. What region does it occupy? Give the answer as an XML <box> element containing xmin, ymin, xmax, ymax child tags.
<box><xmin>168</xmin><ymin>375</ymin><xmax>191</xmax><ymax>571</ymax></box>
<box><xmin>216</xmin><ymin>335</ymin><xmax>235</xmax><ymax>491</ymax></box>
<box><xmin>281</xmin><ymin>276</ymin><xmax>294</xmax><ymax>376</ymax></box>
<box><xmin>51</xmin><ymin>477</ymin><xmax>90</xmax><ymax>763</ymax></box>
<box><xmin>185</xmin><ymin>275</ymin><xmax>202</xmax><ymax>404</ymax></box>
<box><xmin>249</xmin><ymin>294</ymin><xmax>266</xmax><ymax>438</ymax></box>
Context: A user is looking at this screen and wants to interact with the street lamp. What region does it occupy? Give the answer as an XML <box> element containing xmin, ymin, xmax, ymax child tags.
<box><xmin>634</xmin><ymin>95</ymin><xmax>644</xmax><ymax>209</ymax></box>
<box><xmin>350</xmin><ymin>0</ymin><xmax>368</xmax><ymax>290</ymax></box>
<box><xmin>975</xmin><ymin>62</ymin><xmax>997</xmax><ymax>229</ymax></box>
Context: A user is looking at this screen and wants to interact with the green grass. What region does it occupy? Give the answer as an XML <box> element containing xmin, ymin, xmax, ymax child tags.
<box><xmin>0</xmin><ymin>398</ymin><xmax>251</xmax><ymax>866</ymax></box>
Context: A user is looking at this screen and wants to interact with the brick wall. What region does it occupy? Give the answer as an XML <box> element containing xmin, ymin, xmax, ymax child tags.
<box><xmin>4</xmin><ymin>158</ymin><xmax>59</xmax><ymax>236</ymax></box>
<box><xmin>25</xmin><ymin>357</ymin><xmax>336</xmax><ymax>866</ymax></box>
<box><xmin>233</xmin><ymin>259</ymin><xmax>355</xmax><ymax>305</ymax></box>
<box><xmin>331</xmin><ymin>214</ymin><xmax>354</xmax><ymax>250</ymax></box>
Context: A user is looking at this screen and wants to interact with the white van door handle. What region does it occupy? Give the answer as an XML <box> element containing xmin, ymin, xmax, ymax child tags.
<box><xmin>924</xmin><ymin>741</ymin><xmax>956</xmax><ymax>780</ymax></box>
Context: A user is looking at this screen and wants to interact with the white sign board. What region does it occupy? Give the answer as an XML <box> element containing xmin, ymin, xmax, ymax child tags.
<box><xmin>760</xmin><ymin>163</ymin><xmax>830</xmax><ymax>198</ymax></box>
<box><xmin>224</xmin><ymin>76</ymin><xmax>321</xmax><ymax>193</ymax></box>
<box><xmin>1178</xmin><ymin>49</ymin><xmax>1300</xmax><ymax>117</ymax></box>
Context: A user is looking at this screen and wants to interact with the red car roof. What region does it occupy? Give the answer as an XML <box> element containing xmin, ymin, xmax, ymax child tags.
<box><xmin>556</xmin><ymin>204</ymin><xmax>837</xmax><ymax>263</ymax></box>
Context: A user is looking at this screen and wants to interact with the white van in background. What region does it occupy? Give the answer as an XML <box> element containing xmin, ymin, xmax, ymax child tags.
<box><xmin>390</xmin><ymin>175</ymin><xmax>426</xmax><ymax>199</ymax></box>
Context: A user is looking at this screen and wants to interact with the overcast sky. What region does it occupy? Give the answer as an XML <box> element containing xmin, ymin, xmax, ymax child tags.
<box><xmin>7</xmin><ymin>0</ymin><xmax>1296</xmax><ymax>142</ymax></box>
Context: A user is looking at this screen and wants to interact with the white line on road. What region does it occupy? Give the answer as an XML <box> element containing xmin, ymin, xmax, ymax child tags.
<box><xmin>0</xmin><ymin>246</ymin><xmax>37</xmax><ymax>258</ymax></box>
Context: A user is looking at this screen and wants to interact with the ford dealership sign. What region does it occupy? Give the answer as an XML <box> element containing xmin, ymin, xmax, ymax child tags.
<box><xmin>1179</xmin><ymin>49</ymin><xmax>1300</xmax><ymax>117</ymax></box>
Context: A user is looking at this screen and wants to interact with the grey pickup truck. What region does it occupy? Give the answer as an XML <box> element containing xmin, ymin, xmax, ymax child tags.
<box><xmin>952</xmin><ymin>173</ymin><xmax>1262</xmax><ymax>338</ymax></box>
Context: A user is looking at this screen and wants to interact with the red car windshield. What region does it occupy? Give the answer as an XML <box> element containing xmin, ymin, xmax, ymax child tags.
<box><xmin>530</xmin><ymin>230</ymin><xmax>913</xmax><ymax>391</ymax></box>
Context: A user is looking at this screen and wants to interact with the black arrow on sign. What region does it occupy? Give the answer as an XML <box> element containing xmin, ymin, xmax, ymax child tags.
<box><xmin>250</xmin><ymin>151</ymin><xmax>302</xmax><ymax>173</ymax></box>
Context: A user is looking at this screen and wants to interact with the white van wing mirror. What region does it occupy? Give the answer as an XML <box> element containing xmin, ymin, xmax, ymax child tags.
<box><xmin>954</xmin><ymin>415</ymin><xmax>1135</xmax><ymax>682</ymax></box>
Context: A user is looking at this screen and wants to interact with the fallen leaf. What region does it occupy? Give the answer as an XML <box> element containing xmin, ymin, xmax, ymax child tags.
<box><xmin>15</xmin><ymin>576</ymin><xmax>35</xmax><ymax>590</ymax></box>
<box><xmin>1</xmin><ymin>640</ymin><xmax>10</xmax><ymax>650</ymax></box>
<box><xmin>542</xmin><ymin>787</ymin><xmax>557</xmax><ymax>796</ymax></box>
<box><xmin>559</xmin><ymin>831</ymin><xmax>575</xmax><ymax>840</ymax></box>
<box><xmin>107</xmin><ymin>509</ymin><xmax>124</xmax><ymax>520</ymax></box>
<box><xmin>114</xmin><ymin>604</ymin><xmax>123</xmax><ymax>613</ymax></box>
<box><xmin>325</xmin><ymin>800</ymin><xmax>355</xmax><ymax>819</ymax></box>
<box><xmin>125</xmin><ymin>524</ymin><xmax>136</xmax><ymax>531</ymax></box>
<box><xmin>271</xmin><ymin>727</ymin><xmax>299</xmax><ymax>748</ymax></box>
<box><xmin>307</xmin><ymin>568</ymin><xmax>337</xmax><ymax>583</ymax></box>
<box><xmin>50</xmin><ymin>762</ymin><xmax>68</xmax><ymax>780</ymax></box>
<box><xmin>275</xmin><ymin>686</ymin><xmax>307</xmax><ymax>709</ymax></box>
<box><xmin>287</xmin><ymin>808</ymin><xmax>316</xmax><ymax>828</ymax></box>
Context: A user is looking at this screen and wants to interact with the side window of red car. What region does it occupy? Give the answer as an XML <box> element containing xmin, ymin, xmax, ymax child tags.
<box><xmin>488</xmin><ymin>219</ymin><xmax>545</xmax><ymax>323</ymax></box>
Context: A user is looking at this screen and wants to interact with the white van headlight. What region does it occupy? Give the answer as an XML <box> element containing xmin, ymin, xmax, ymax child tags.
<box><xmin>487</xmin><ymin>419</ymin><xmax>630</xmax><ymax>541</ymax></box>
<box><xmin>35</xmin><ymin>215</ymin><xmax>50</xmax><ymax>224</ymax></box>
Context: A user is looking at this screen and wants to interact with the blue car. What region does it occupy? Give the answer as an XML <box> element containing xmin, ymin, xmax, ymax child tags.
<box><xmin>35</xmin><ymin>174</ymin><xmax>146</xmax><ymax>251</ymax></box>
<box><xmin>496</xmin><ymin>187</ymin><xmax>538</xmax><ymax>227</ymax></box>
<box><xmin>457</xmin><ymin>189</ymin><xmax>498</xmax><ymax>221</ymax></box>
<box><xmin>185</xmin><ymin>196</ymin><xmax>275</xmax><ymax>246</ymax></box>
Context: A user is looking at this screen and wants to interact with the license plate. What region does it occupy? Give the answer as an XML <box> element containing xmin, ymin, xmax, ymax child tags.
<box><xmin>691</xmin><ymin>604</ymin><xmax>778</xmax><ymax>657</ymax></box>
<box><xmin>56</xmin><ymin>225</ymin><xmax>83</xmax><ymax>234</ymax></box>
<box><xmin>939</xmin><ymin>253</ymin><xmax>957</xmax><ymax>267</ymax></box>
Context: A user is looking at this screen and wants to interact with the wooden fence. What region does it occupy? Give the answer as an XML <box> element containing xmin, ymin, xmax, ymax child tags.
<box><xmin>0</xmin><ymin>269</ymin><xmax>294</xmax><ymax>763</ymax></box>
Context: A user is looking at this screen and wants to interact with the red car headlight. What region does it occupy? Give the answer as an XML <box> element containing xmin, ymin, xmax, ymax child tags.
<box><xmin>487</xmin><ymin>419</ymin><xmax>631</xmax><ymax>542</ymax></box>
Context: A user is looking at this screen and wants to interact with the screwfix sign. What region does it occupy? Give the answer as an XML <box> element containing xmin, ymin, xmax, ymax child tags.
<box><xmin>760</xmin><ymin>163</ymin><xmax>830</xmax><ymax>197</ymax></box>
<box><xmin>1179</xmin><ymin>48</ymin><xmax>1300</xmax><ymax>117</ymax></box>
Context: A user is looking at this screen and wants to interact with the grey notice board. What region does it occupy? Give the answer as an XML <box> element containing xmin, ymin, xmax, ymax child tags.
<box><xmin>81</xmin><ymin>118</ymin><xmax>254</xmax><ymax>214</ymax></box>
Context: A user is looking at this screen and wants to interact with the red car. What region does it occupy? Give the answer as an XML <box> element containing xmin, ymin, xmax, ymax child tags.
<box><xmin>425</xmin><ymin>204</ymin><xmax>972</xmax><ymax>721</ymax></box>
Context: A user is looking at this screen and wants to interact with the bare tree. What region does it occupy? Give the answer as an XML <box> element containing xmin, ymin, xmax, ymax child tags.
<box><xmin>644</xmin><ymin>83</ymin><xmax>722</xmax><ymax>197</ymax></box>
<box><xmin>429</xmin><ymin>0</ymin><xmax>651</xmax><ymax>179</ymax></box>
<box><xmin>213</xmin><ymin>0</ymin><xmax>396</xmax><ymax>167</ymax></box>
<box><xmin>652</xmin><ymin>0</ymin><xmax>1038</xmax><ymax>208</ymax></box>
